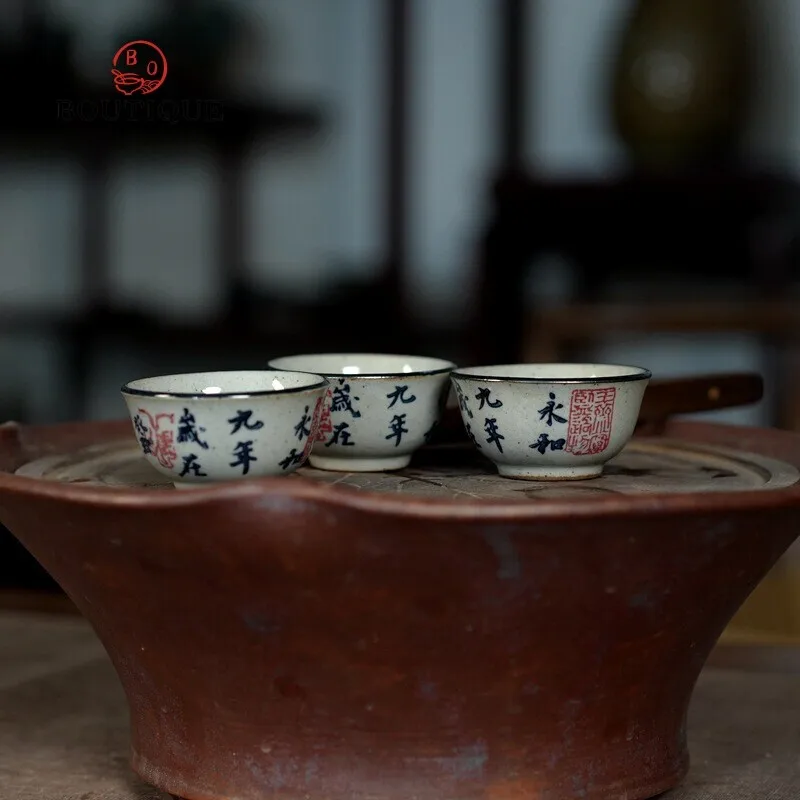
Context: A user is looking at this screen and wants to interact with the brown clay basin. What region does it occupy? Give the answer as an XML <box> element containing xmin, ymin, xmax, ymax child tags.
<box><xmin>0</xmin><ymin>418</ymin><xmax>799</xmax><ymax>800</ymax></box>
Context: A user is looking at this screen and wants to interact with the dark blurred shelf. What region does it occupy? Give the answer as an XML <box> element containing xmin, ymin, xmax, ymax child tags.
<box><xmin>0</xmin><ymin>528</ymin><xmax>61</xmax><ymax>593</ymax></box>
<box><xmin>473</xmin><ymin>166</ymin><xmax>800</xmax><ymax>364</ymax></box>
<box><xmin>0</xmin><ymin>304</ymin><xmax>395</xmax><ymax>356</ymax></box>
<box><xmin>0</xmin><ymin>587</ymin><xmax>78</xmax><ymax>614</ymax></box>
<box><xmin>0</xmin><ymin>88</ymin><xmax>323</xmax><ymax>151</ymax></box>
<box><xmin>0</xmin><ymin>299</ymin><xmax>462</xmax><ymax>368</ymax></box>
<box><xmin>0</xmin><ymin>310</ymin><xmax>72</xmax><ymax>333</ymax></box>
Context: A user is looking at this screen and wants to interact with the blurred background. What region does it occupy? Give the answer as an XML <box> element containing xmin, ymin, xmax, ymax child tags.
<box><xmin>1</xmin><ymin>0</ymin><xmax>799</xmax><ymax>636</ymax></box>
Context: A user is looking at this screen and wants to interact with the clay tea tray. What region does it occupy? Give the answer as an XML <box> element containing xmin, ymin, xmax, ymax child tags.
<box><xmin>13</xmin><ymin>430</ymin><xmax>800</xmax><ymax>500</ymax></box>
<box><xmin>2</xmin><ymin>414</ymin><xmax>800</xmax><ymax>800</ymax></box>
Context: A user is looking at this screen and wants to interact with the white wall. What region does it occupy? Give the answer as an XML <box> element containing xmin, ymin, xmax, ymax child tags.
<box><xmin>526</xmin><ymin>0</ymin><xmax>630</xmax><ymax>176</ymax></box>
<box><xmin>407</xmin><ymin>0</ymin><xmax>495</xmax><ymax>323</ymax></box>
<box><xmin>243</xmin><ymin>0</ymin><xmax>385</xmax><ymax>300</ymax></box>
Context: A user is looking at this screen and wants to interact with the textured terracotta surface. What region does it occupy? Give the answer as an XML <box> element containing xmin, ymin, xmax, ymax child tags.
<box><xmin>4</xmin><ymin>611</ymin><xmax>800</xmax><ymax>800</ymax></box>
<box><xmin>13</xmin><ymin>431</ymin><xmax>800</xmax><ymax>497</ymax></box>
<box><xmin>0</xmin><ymin>419</ymin><xmax>799</xmax><ymax>800</ymax></box>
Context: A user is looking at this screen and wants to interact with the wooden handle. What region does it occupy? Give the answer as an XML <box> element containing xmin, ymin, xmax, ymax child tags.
<box><xmin>430</xmin><ymin>373</ymin><xmax>764</xmax><ymax>445</ymax></box>
<box><xmin>638</xmin><ymin>373</ymin><xmax>764</xmax><ymax>426</ymax></box>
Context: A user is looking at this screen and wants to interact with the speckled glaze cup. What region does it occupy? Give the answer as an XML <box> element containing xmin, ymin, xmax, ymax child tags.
<box><xmin>268</xmin><ymin>354</ymin><xmax>456</xmax><ymax>472</ymax></box>
<box><xmin>121</xmin><ymin>370</ymin><xmax>329</xmax><ymax>488</ymax></box>
<box><xmin>451</xmin><ymin>363</ymin><xmax>651</xmax><ymax>480</ymax></box>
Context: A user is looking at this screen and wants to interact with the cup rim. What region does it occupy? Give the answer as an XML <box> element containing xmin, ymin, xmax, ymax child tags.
<box><xmin>451</xmin><ymin>363</ymin><xmax>652</xmax><ymax>384</ymax></box>
<box><xmin>121</xmin><ymin>370</ymin><xmax>329</xmax><ymax>399</ymax></box>
<box><xmin>269</xmin><ymin>353</ymin><xmax>457</xmax><ymax>379</ymax></box>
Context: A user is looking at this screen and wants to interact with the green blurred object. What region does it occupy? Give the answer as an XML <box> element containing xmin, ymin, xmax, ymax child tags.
<box><xmin>610</xmin><ymin>0</ymin><xmax>751</xmax><ymax>171</ymax></box>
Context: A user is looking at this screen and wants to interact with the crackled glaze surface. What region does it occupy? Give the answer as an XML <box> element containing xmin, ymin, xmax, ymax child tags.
<box><xmin>120</xmin><ymin>370</ymin><xmax>328</xmax><ymax>486</ymax></box>
<box><xmin>269</xmin><ymin>354</ymin><xmax>455</xmax><ymax>472</ymax></box>
<box><xmin>452</xmin><ymin>363</ymin><xmax>650</xmax><ymax>480</ymax></box>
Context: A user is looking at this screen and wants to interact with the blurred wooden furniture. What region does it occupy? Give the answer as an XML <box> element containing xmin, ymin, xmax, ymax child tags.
<box><xmin>522</xmin><ymin>299</ymin><xmax>800</xmax><ymax>430</ymax></box>
<box><xmin>0</xmin><ymin>88</ymin><xmax>324</xmax><ymax>419</ymax></box>
<box><xmin>472</xmin><ymin>170</ymin><xmax>800</xmax><ymax>364</ymax></box>
<box><xmin>0</xmin><ymin>0</ymin><xmax>420</xmax><ymax>422</ymax></box>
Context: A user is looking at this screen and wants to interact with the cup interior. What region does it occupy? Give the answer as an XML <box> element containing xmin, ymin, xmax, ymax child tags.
<box><xmin>270</xmin><ymin>353</ymin><xmax>455</xmax><ymax>377</ymax></box>
<box><xmin>452</xmin><ymin>363</ymin><xmax>651</xmax><ymax>383</ymax></box>
<box><xmin>121</xmin><ymin>370</ymin><xmax>327</xmax><ymax>398</ymax></box>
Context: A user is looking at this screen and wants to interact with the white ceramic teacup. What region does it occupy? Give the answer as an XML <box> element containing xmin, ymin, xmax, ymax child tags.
<box><xmin>121</xmin><ymin>370</ymin><xmax>329</xmax><ymax>487</ymax></box>
<box><xmin>268</xmin><ymin>353</ymin><xmax>456</xmax><ymax>472</ymax></box>
<box><xmin>450</xmin><ymin>363</ymin><xmax>651</xmax><ymax>480</ymax></box>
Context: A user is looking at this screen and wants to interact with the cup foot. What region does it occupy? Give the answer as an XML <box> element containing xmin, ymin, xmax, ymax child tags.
<box><xmin>309</xmin><ymin>454</ymin><xmax>412</xmax><ymax>472</ymax></box>
<box><xmin>497</xmin><ymin>464</ymin><xmax>603</xmax><ymax>481</ymax></box>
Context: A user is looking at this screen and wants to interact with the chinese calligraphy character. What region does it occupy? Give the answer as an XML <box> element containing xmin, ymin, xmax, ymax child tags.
<box><xmin>566</xmin><ymin>387</ymin><xmax>617</xmax><ymax>455</ymax></box>
<box><xmin>179</xmin><ymin>453</ymin><xmax>207</xmax><ymax>477</ymax></box>
<box><xmin>530</xmin><ymin>433</ymin><xmax>566</xmax><ymax>454</ymax></box>
<box><xmin>386</xmin><ymin>385</ymin><xmax>417</xmax><ymax>408</ymax></box>
<box><xmin>325</xmin><ymin>421</ymin><xmax>355</xmax><ymax>447</ymax></box>
<box><xmin>331</xmin><ymin>379</ymin><xmax>362</xmax><ymax>418</ymax></box>
<box><xmin>484</xmin><ymin>417</ymin><xmax>505</xmax><ymax>452</ymax></box>
<box><xmin>294</xmin><ymin>406</ymin><xmax>312</xmax><ymax>440</ymax></box>
<box><xmin>228</xmin><ymin>410</ymin><xmax>264</xmax><ymax>435</ymax></box>
<box><xmin>386</xmin><ymin>413</ymin><xmax>409</xmax><ymax>447</ymax></box>
<box><xmin>455</xmin><ymin>384</ymin><xmax>473</xmax><ymax>418</ymax></box>
<box><xmin>538</xmin><ymin>392</ymin><xmax>567</xmax><ymax>426</ymax></box>
<box><xmin>133</xmin><ymin>414</ymin><xmax>153</xmax><ymax>455</ymax></box>
<box><xmin>279</xmin><ymin>448</ymin><xmax>305</xmax><ymax>470</ymax></box>
<box><xmin>475</xmin><ymin>387</ymin><xmax>503</xmax><ymax>409</ymax></box>
<box><xmin>177</xmin><ymin>408</ymin><xmax>209</xmax><ymax>449</ymax></box>
<box><xmin>137</xmin><ymin>409</ymin><xmax>177</xmax><ymax>468</ymax></box>
<box><xmin>465</xmin><ymin>422</ymin><xmax>482</xmax><ymax>449</ymax></box>
<box><xmin>230</xmin><ymin>441</ymin><xmax>257</xmax><ymax>475</ymax></box>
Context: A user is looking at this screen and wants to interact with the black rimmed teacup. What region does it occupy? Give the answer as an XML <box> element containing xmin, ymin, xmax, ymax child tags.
<box><xmin>268</xmin><ymin>354</ymin><xmax>456</xmax><ymax>472</ymax></box>
<box><xmin>121</xmin><ymin>370</ymin><xmax>329</xmax><ymax>487</ymax></box>
<box><xmin>451</xmin><ymin>363</ymin><xmax>651</xmax><ymax>480</ymax></box>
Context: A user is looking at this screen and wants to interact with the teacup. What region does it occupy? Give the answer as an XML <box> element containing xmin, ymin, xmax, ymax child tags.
<box><xmin>121</xmin><ymin>370</ymin><xmax>329</xmax><ymax>488</ymax></box>
<box><xmin>268</xmin><ymin>354</ymin><xmax>456</xmax><ymax>471</ymax></box>
<box><xmin>450</xmin><ymin>363</ymin><xmax>651</xmax><ymax>480</ymax></box>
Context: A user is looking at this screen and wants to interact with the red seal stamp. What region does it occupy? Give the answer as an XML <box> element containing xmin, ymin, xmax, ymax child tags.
<box><xmin>566</xmin><ymin>388</ymin><xmax>617</xmax><ymax>456</ymax></box>
<box><xmin>314</xmin><ymin>388</ymin><xmax>334</xmax><ymax>443</ymax></box>
<box><xmin>138</xmin><ymin>409</ymin><xmax>177</xmax><ymax>468</ymax></box>
<box><xmin>111</xmin><ymin>40</ymin><xmax>168</xmax><ymax>96</ymax></box>
<box><xmin>303</xmin><ymin>395</ymin><xmax>326</xmax><ymax>457</ymax></box>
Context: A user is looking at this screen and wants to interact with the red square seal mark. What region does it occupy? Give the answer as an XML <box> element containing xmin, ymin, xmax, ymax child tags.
<box><xmin>304</xmin><ymin>395</ymin><xmax>325</xmax><ymax>457</ymax></box>
<box><xmin>315</xmin><ymin>388</ymin><xmax>334</xmax><ymax>443</ymax></box>
<box><xmin>566</xmin><ymin>387</ymin><xmax>617</xmax><ymax>456</ymax></box>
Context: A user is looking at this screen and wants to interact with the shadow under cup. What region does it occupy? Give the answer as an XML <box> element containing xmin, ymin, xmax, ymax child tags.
<box><xmin>268</xmin><ymin>354</ymin><xmax>456</xmax><ymax>472</ymax></box>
